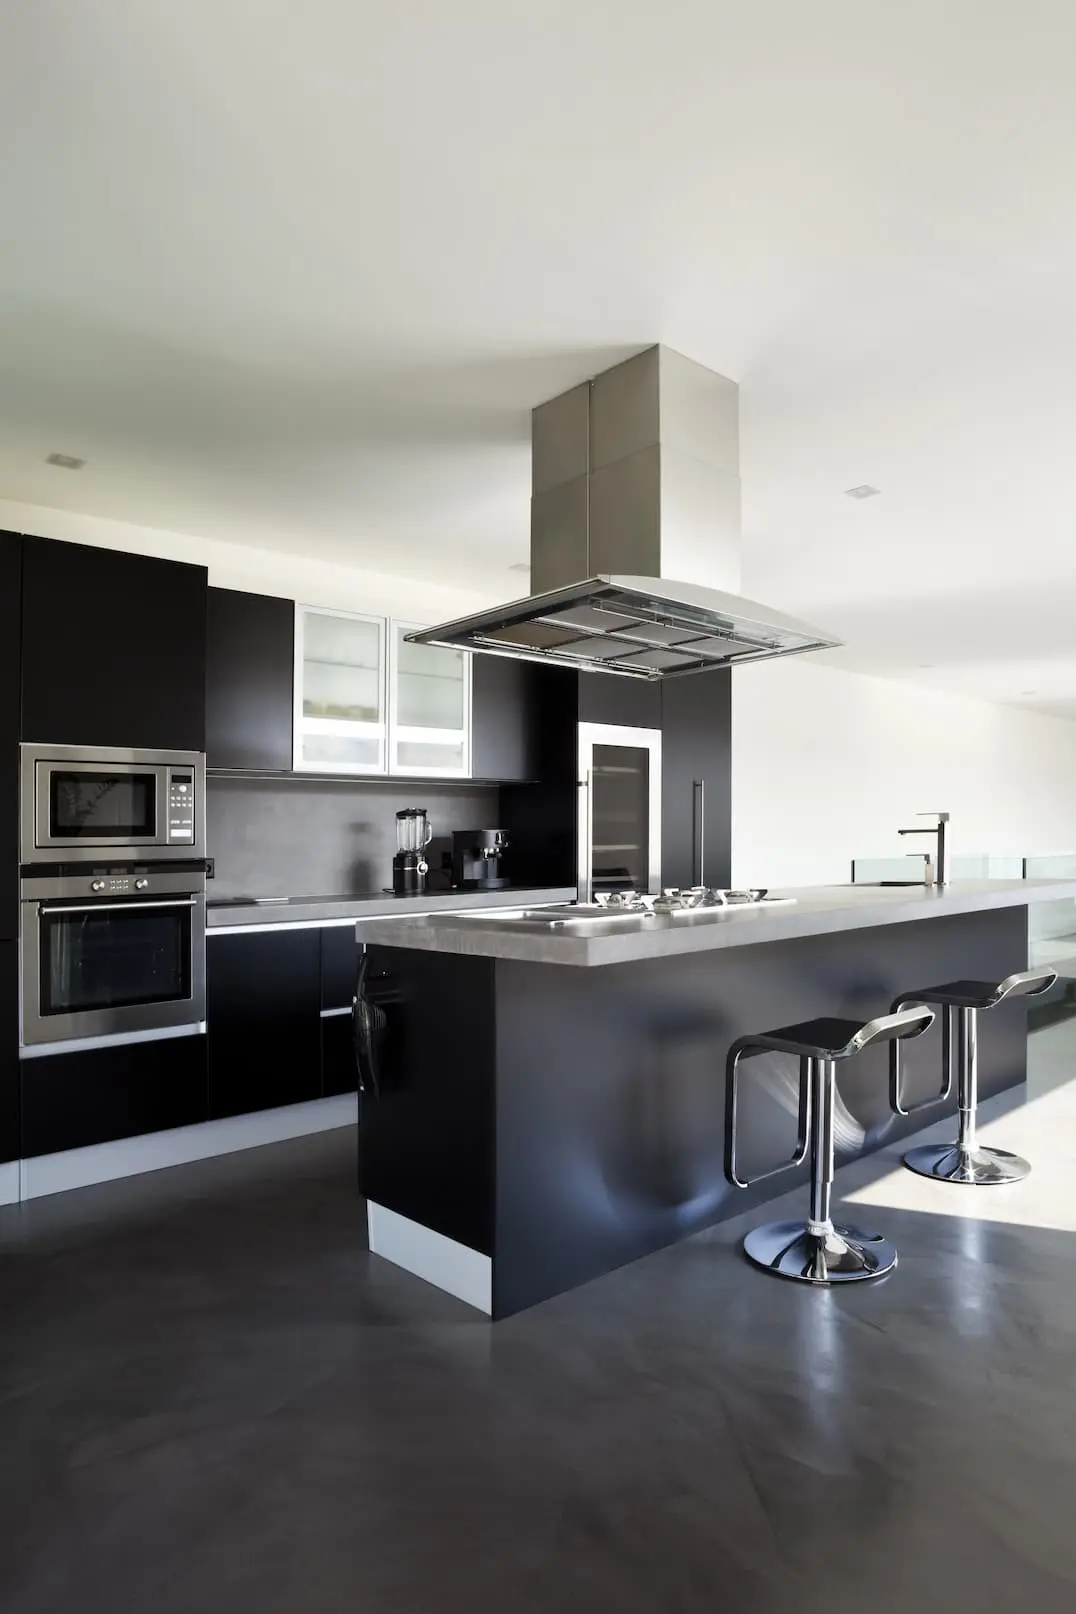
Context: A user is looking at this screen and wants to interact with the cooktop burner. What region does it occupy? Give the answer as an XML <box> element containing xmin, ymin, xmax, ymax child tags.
<box><xmin>508</xmin><ymin>889</ymin><xmax>797</xmax><ymax>928</ymax></box>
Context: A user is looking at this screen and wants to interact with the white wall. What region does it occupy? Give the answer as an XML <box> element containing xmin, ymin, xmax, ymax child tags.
<box><xmin>0</xmin><ymin>497</ymin><xmax>493</xmax><ymax>623</ymax></box>
<box><xmin>732</xmin><ymin>659</ymin><xmax>1076</xmax><ymax>887</ymax></box>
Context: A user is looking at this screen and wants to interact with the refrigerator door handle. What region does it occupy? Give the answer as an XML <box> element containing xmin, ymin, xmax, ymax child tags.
<box><xmin>692</xmin><ymin>779</ymin><xmax>705</xmax><ymax>888</ymax></box>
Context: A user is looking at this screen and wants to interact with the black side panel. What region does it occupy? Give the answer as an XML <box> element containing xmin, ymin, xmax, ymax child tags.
<box><xmin>207</xmin><ymin>930</ymin><xmax>321</xmax><ymax>1118</ymax></box>
<box><xmin>359</xmin><ymin>946</ymin><xmax>495</xmax><ymax>1255</ymax></box>
<box><xmin>660</xmin><ymin>668</ymin><xmax>732</xmax><ymax>890</ymax></box>
<box><xmin>497</xmin><ymin>666</ymin><xmax>578</xmax><ymax>887</ymax></box>
<box><xmin>21</xmin><ymin>1032</ymin><xmax>208</xmax><ymax>1158</ymax></box>
<box><xmin>21</xmin><ymin>535</ymin><xmax>208</xmax><ymax>750</ymax></box>
<box><xmin>470</xmin><ymin>656</ymin><xmax>540</xmax><ymax>782</ymax></box>
<box><xmin>492</xmin><ymin>908</ymin><xmax>1027</xmax><ymax>1316</ymax></box>
<box><xmin>206</xmin><ymin>588</ymin><xmax>294</xmax><ymax>771</ymax></box>
<box><xmin>578</xmin><ymin>669</ymin><xmax>661</xmax><ymax>728</ymax></box>
<box><xmin>0</xmin><ymin>533</ymin><xmax>22</xmax><ymax>941</ymax></box>
<box><xmin>0</xmin><ymin>941</ymin><xmax>18</xmax><ymax>1163</ymax></box>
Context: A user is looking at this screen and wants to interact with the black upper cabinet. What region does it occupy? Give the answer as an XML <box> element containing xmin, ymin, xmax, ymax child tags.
<box><xmin>20</xmin><ymin>536</ymin><xmax>208</xmax><ymax>751</ymax></box>
<box><xmin>471</xmin><ymin>657</ymin><xmax>540</xmax><ymax>782</ymax></box>
<box><xmin>206</xmin><ymin>588</ymin><xmax>294</xmax><ymax>771</ymax></box>
<box><xmin>661</xmin><ymin>668</ymin><xmax>731</xmax><ymax>890</ymax></box>
<box><xmin>207</xmin><ymin>929</ymin><xmax>322</xmax><ymax>1119</ymax></box>
<box><xmin>0</xmin><ymin>534</ymin><xmax>22</xmax><ymax>940</ymax></box>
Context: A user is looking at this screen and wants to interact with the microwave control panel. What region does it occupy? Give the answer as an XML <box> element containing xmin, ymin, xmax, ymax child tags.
<box><xmin>166</xmin><ymin>769</ymin><xmax>196</xmax><ymax>843</ymax></box>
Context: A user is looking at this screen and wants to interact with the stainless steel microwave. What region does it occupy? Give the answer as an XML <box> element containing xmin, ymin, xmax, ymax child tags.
<box><xmin>20</xmin><ymin>743</ymin><xmax>206</xmax><ymax>864</ymax></box>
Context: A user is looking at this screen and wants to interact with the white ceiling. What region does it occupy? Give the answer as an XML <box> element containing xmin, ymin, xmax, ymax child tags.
<box><xmin>4</xmin><ymin>2</ymin><xmax>1076</xmax><ymax>713</ymax></box>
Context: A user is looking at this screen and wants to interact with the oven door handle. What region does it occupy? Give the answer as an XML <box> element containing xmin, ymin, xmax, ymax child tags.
<box><xmin>39</xmin><ymin>898</ymin><xmax>200</xmax><ymax>915</ymax></box>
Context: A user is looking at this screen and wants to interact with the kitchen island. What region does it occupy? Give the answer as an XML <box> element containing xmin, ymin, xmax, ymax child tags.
<box><xmin>358</xmin><ymin>880</ymin><xmax>1076</xmax><ymax>1316</ymax></box>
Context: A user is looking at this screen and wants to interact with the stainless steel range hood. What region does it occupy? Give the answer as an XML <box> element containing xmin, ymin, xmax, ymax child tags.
<box><xmin>409</xmin><ymin>346</ymin><xmax>839</xmax><ymax>678</ymax></box>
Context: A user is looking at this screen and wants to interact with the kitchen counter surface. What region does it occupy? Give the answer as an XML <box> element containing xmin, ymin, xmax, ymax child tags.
<box><xmin>207</xmin><ymin>885</ymin><xmax>576</xmax><ymax>932</ymax></box>
<box><xmin>359</xmin><ymin>878</ymin><xmax>1076</xmax><ymax>967</ymax></box>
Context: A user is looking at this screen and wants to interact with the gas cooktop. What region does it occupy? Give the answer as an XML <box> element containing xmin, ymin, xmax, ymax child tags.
<box><xmin>506</xmin><ymin>888</ymin><xmax>797</xmax><ymax>927</ymax></box>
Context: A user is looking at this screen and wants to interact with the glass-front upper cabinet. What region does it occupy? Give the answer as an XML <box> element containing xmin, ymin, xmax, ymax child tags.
<box><xmin>389</xmin><ymin>621</ymin><xmax>471</xmax><ymax>777</ymax></box>
<box><xmin>294</xmin><ymin>606</ymin><xmax>387</xmax><ymax>773</ymax></box>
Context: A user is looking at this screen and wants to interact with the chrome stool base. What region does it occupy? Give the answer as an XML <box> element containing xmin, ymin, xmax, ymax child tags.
<box><xmin>742</xmin><ymin>1219</ymin><xmax>898</xmax><ymax>1284</ymax></box>
<box><xmin>903</xmin><ymin>1142</ymin><xmax>1030</xmax><ymax>1186</ymax></box>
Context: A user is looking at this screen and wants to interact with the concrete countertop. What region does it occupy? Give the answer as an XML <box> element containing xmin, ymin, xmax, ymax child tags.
<box><xmin>358</xmin><ymin>879</ymin><xmax>1076</xmax><ymax>968</ymax></box>
<box><xmin>206</xmin><ymin>886</ymin><xmax>576</xmax><ymax>933</ymax></box>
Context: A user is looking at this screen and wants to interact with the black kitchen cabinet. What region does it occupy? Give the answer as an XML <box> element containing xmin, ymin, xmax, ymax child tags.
<box><xmin>0</xmin><ymin>941</ymin><xmax>18</xmax><ymax>1163</ymax></box>
<box><xmin>321</xmin><ymin>925</ymin><xmax>360</xmax><ymax>1097</ymax></box>
<box><xmin>206</xmin><ymin>588</ymin><xmax>294</xmax><ymax>771</ymax></box>
<box><xmin>207</xmin><ymin>929</ymin><xmax>322</xmax><ymax>1117</ymax></box>
<box><xmin>20</xmin><ymin>1031</ymin><xmax>208</xmax><ymax>1158</ymax></box>
<box><xmin>661</xmin><ymin>668</ymin><xmax>731</xmax><ymax>890</ymax></box>
<box><xmin>0</xmin><ymin>532</ymin><xmax>22</xmax><ymax>941</ymax></box>
<box><xmin>470</xmin><ymin>657</ymin><xmax>540</xmax><ymax>782</ymax></box>
<box><xmin>578</xmin><ymin>669</ymin><xmax>661</xmax><ymax>729</ymax></box>
<box><xmin>20</xmin><ymin>535</ymin><xmax>208</xmax><ymax>751</ymax></box>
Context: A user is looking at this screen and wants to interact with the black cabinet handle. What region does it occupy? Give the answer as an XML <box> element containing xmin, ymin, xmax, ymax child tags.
<box><xmin>692</xmin><ymin>779</ymin><xmax>705</xmax><ymax>887</ymax></box>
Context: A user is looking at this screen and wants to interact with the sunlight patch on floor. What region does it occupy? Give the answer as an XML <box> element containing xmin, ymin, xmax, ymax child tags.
<box><xmin>842</xmin><ymin>1020</ymin><xmax>1076</xmax><ymax>1234</ymax></box>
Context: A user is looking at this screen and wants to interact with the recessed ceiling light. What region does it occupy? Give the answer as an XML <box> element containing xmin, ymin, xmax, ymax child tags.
<box><xmin>845</xmin><ymin>484</ymin><xmax>880</xmax><ymax>500</ymax></box>
<box><xmin>46</xmin><ymin>452</ymin><xmax>85</xmax><ymax>470</ymax></box>
<box><xmin>1021</xmin><ymin>689</ymin><xmax>1038</xmax><ymax>697</ymax></box>
<box><xmin>509</xmin><ymin>561</ymin><xmax>530</xmax><ymax>574</ymax></box>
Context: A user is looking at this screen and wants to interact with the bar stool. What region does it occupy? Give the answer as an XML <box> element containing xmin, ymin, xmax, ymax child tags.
<box><xmin>890</xmin><ymin>968</ymin><xmax>1057</xmax><ymax>1185</ymax></box>
<box><xmin>725</xmin><ymin>1006</ymin><xmax>935</xmax><ymax>1283</ymax></box>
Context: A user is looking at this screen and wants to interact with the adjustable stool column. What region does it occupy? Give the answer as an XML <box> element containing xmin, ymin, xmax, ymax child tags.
<box><xmin>725</xmin><ymin>1006</ymin><xmax>935</xmax><ymax>1283</ymax></box>
<box><xmin>890</xmin><ymin>968</ymin><xmax>1057</xmax><ymax>1185</ymax></box>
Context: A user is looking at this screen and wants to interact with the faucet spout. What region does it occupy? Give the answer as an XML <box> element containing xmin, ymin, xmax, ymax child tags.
<box><xmin>896</xmin><ymin>813</ymin><xmax>951</xmax><ymax>887</ymax></box>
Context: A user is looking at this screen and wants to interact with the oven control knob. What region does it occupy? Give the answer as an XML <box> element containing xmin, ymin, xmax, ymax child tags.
<box><xmin>90</xmin><ymin>879</ymin><xmax>105</xmax><ymax>892</ymax></box>
<box><xmin>135</xmin><ymin>878</ymin><xmax>149</xmax><ymax>891</ymax></box>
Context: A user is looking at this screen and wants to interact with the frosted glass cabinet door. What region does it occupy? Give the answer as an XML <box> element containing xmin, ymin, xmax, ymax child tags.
<box><xmin>294</xmin><ymin>606</ymin><xmax>387</xmax><ymax>773</ymax></box>
<box><xmin>389</xmin><ymin>621</ymin><xmax>471</xmax><ymax>777</ymax></box>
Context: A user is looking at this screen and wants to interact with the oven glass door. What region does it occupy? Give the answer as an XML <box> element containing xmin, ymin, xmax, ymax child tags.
<box><xmin>45</xmin><ymin>766</ymin><xmax>159</xmax><ymax>843</ymax></box>
<box><xmin>40</xmin><ymin>899</ymin><xmax>193</xmax><ymax>1018</ymax></box>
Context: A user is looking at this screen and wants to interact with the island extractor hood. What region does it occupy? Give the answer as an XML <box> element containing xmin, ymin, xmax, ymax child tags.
<box><xmin>408</xmin><ymin>346</ymin><xmax>840</xmax><ymax>679</ymax></box>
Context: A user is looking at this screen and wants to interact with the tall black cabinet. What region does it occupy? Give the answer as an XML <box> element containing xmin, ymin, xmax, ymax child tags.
<box><xmin>498</xmin><ymin>664</ymin><xmax>732</xmax><ymax>890</ymax></box>
<box><xmin>0</xmin><ymin>532</ymin><xmax>22</xmax><ymax>941</ymax></box>
<box><xmin>661</xmin><ymin>669</ymin><xmax>732</xmax><ymax>890</ymax></box>
<box><xmin>20</xmin><ymin>536</ymin><xmax>208</xmax><ymax>751</ymax></box>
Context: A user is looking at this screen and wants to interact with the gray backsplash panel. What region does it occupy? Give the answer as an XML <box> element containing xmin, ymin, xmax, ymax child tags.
<box><xmin>207</xmin><ymin>777</ymin><xmax>501</xmax><ymax>898</ymax></box>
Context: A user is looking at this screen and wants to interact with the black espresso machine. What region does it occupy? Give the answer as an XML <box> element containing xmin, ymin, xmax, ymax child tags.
<box><xmin>452</xmin><ymin>829</ymin><xmax>510</xmax><ymax>890</ymax></box>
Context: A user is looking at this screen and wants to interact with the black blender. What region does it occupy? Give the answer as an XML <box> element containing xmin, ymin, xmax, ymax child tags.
<box><xmin>393</xmin><ymin>807</ymin><xmax>432</xmax><ymax>896</ymax></box>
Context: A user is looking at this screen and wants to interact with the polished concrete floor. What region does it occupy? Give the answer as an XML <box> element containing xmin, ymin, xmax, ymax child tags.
<box><xmin>4</xmin><ymin>1027</ymin><xmax>1076</xmax><ymax>1613</ymax></box>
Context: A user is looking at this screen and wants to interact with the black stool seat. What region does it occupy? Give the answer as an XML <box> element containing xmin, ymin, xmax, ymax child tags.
<box><xmin>761</xmin><ymin>1017</ymin><xmax>874</xmax><ymax>1058</ymax></box>
<box><xmin>898</xmin><ymin>970</ymin><xmax>1057</xmax><ymax>1011</ymax></box>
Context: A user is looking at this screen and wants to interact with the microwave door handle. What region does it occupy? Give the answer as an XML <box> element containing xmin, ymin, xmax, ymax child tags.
<box><xmin>41</xmin><ymin>898</ymin><xmax>200</xmax><ymax>915</ymax></box>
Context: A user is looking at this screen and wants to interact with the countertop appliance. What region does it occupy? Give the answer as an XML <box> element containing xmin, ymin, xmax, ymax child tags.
<box><xmin>393</xmin><ymin>807</ymin><xmax>432</xmax><ymax>896</ymax></box>
<box><xmin>19</xmin><ymin>865</ymin><xmax>207</xmax><ymax>1056</ymax></box>
<box><xmin>20</xmin><ymin>743</ymin><xmax>206</xmax><ymax>865</ymax></box>
<box><xmin>452</xmin><ymin>829</ymin><xmax>510</xmax><ymax>890</ymax></box>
